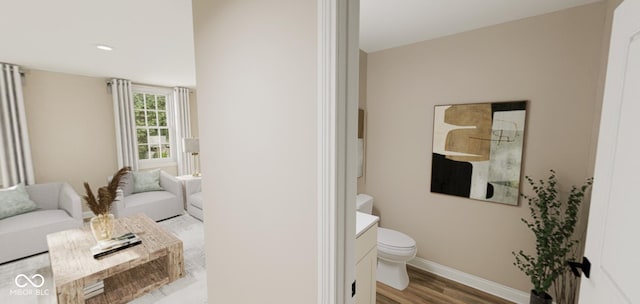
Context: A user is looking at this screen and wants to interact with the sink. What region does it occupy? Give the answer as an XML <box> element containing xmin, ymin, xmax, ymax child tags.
<box><xmin>356</xmin><ymin>211</ymin><xmax>379</xmax><ymax>238</ymax></box>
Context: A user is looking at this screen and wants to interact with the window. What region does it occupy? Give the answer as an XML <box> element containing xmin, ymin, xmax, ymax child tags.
<box><xmin>133</xmin><ymin>87</ymin><xmax>175</xmax><ymax>165</ymax></box>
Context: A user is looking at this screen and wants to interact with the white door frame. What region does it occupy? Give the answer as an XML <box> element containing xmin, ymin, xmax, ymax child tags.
<box><xmin>317</xmin><ymin>0</ymin><xmax>359</xmax><ymax>303</ymax></box>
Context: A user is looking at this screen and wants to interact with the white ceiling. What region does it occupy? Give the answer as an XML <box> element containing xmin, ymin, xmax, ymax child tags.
<box><xmin>0</xmin><ymin>0</ymin><xmax>196</xmax><ymax>88</ymax></box>
<box><xmin>360</xmin><ymin>0</ymin><xmax>602</xmax><ymax>52</ymax></box>
<box><xmin>0</xmin><ymin>0</ymin><xmax>602</xmax><ymax>88</ymax></box>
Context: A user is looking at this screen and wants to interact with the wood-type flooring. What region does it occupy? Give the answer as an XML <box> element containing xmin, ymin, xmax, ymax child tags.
<box><xmin>376</xmin><ymin>265</ymin><xmax>515</xmax><ymax>304</ymax></box>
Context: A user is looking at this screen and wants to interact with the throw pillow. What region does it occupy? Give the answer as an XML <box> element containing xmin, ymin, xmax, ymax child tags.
<box><xmin>0</xmin><ymin>183</ymin><xmax>38</xmax><ymax>220</ymax></box>
<box><xmin>132</xmin><ymin>170</ymin><xmax>164</xmax><ymax>193</ymax></box>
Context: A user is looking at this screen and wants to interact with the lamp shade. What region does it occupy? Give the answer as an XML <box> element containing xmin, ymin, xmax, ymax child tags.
<box><xmin>183</xmin><ymin>138</ymin><xmax>200</xmax><ymax>153</ymax></box>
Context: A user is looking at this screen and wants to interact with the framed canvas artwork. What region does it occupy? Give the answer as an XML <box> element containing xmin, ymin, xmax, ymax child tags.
<box><xmin>431</xmin><ymin>100</ymin><xmax>527</xmax><ymax>205</ymax></box>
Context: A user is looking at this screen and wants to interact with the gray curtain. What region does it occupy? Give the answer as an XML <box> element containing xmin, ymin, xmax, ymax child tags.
<box><xmin>174</xmin><ymin>87</ymin><xmax>193</xmax><ymax>176</ymax></box>
<box><xmin>0</xmin><ymin>63</ymin><xmax>34</xmax><ymax>187</ymax></box>
<box><xmin>111</xmin><ymin>79</ymin><xmax>138</xmax><ymax>171</ymax></box>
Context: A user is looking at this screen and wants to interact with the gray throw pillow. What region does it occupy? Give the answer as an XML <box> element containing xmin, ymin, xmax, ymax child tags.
<box><xmin>132</xmin><ymin>170</ymin><xmax>164</xmax><ymax>193</ymax></box>
<box><xmin>0</xmin><ymin>183</ymin><xmax>38</xmax><ymax>220</ymax></box>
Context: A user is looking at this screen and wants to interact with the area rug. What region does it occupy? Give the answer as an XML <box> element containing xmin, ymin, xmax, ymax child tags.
<box><xmin>0</xmin><ymin>213</ymin><xmax>207</xmax><ymax>304</ymax></box>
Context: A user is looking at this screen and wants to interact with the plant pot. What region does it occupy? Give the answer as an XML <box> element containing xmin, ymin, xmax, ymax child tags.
<box><xmin>90</xmin><ymin>213</ymin><xmax>115</xmax><ymax>242</ymax></box>
<box><xmin>530</xmin><ymin>290</ymin><xmax>552</xmax><ymax>304</ymax></box>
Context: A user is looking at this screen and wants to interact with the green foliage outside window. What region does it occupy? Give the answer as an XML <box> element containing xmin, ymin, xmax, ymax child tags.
<box><xmin>134</xmin><ymin>92</ymin><xmax>171</xmax><ymax>160</ymax></box>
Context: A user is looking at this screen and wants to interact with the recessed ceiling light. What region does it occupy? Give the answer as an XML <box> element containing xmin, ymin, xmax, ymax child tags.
<box><xmin>96</xmin><ymin>44</ymin><xmax>113</xmax><ymax>51</ymax></box>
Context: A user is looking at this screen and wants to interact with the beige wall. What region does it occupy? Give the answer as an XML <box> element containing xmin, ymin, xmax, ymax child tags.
<box><xmin>363</xmin><ymin>3</ymin><xmax>606</xmax><ymax>292</ymax></box>
<box><xmin>192</xmin><ymin>0</ymin><xmax>318</xmax><ymax>303</ymax></box>
<box><xmin>22</xmin><ymin>69</ymin><xmax>200</xmax><ymax>211</ymax></box>
<box><xmin>588</xmin><ymin>0</ymin><xmax>624</xmax><ymax>174</ymax></box>
<box><xmin>22</xmin><ymin>70</ymin><xmax>118</xmax><ymax>205</ymax></box>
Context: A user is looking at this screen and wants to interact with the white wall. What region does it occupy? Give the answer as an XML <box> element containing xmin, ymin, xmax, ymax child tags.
<box><xmin>192</xmin><ymin>1</ymin><xmax>318</xmax><ymax>302</ymax></box>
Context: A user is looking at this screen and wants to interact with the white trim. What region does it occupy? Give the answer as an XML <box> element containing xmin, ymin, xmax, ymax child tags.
<box><xmin>138</xmin><ymin>159</ymin><xmax>178</xmax><ymax>170</ymax></box>
<box><xmin>408</xmin><ymin>257</ymin><xmax>530</xmax><ymax>304</ymax></box>
<box><xmin>345</xmin><ymin>0</ymin><xmax>360</xmax><ymax>302</ymax></box>
<box><xmin>130</xmin><ymin>84</ymin><xmax>173</xmax><ymax>95</ymax></box>
<box><xmin>318</xmin><ymin>0</ymin><xmax>340</xmax><ymax>302</ymax></box>
<box><xmin>83</xmin><ymin>211</ymin><xmax>95</xmax><ymax>220</ymax></box>
<box><xmin>318</xmin><ymin>0</ymin><xmax>359</xmax><ymax>303</ymax></box>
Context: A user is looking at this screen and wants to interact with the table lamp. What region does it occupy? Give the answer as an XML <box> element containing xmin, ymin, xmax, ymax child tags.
<box><xmin>182</xmin><ymin>138</ymin><xmax>201</xmax><ymax>177</ymax></box>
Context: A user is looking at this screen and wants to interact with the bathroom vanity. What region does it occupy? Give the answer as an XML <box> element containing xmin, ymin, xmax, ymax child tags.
<box><xmin>355</xmin><ymin>211</ymin><xmax>379</xmax><ymax>304</ymax></box>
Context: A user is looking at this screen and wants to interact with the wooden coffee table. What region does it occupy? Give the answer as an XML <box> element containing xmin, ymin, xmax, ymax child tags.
<box><xmin>47</xmin><ymin>213</ymin><xmax>184</xmax><ymax>304</ymax></box>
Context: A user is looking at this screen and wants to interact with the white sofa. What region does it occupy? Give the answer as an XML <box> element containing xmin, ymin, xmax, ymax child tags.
<box><xmin>0</xmin><ymin>182</ymin><xmax>83</xmax><ymax>264</ymax></box>
<box><xmin>185</xmin><ymin>178</ymin><xmax>203</xmax><ymax>221</ymax></box>
<box><xmin>112</xmin><ymin>171</ymin><xmax>184</xmax><ymax>222</ymax></box>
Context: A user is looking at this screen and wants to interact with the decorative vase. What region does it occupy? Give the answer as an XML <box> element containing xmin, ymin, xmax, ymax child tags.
<box><xmin>90</xmin><ymin>213</ymin><xmax>115</xmax><ymax>242</ymax></box>
<box><xmin>530</xmin><ymin>290</ymin><xmax>553</xmax><ymax>304</ymax></box>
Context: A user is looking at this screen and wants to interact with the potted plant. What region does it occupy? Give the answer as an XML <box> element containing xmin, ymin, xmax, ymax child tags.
<box><xmin>513</xmin><ymin>170</ymin><xmax>592</xmax><ymax>304</ymax></box>
<box><xmin>83</xmin><ymin>167</ymin><xmax>130</xmax><ymax>242</ymax></box>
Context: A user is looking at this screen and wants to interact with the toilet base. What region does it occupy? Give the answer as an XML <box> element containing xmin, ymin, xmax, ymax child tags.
<box><xmin>376</xmin><ymin>258</ymin><xmax>410</xmax><ymax>290</ymax></box>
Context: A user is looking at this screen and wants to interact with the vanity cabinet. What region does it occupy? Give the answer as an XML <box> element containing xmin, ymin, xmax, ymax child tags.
<box><xmin>355</xmin><ymin>221</ymin><xmax>377</xmax><ymax>304</ymax></box>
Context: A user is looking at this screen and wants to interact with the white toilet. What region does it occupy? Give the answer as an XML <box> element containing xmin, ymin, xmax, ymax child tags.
<box><xmin>356</xmin><ymin>194</ymin><xmax>417</xmax><ymax>290</ymax></box>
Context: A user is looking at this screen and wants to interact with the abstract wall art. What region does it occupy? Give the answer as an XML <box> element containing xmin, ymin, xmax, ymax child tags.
<box><xmin>431</xmin><ymin>101</ymin><xmax>527</xmax><ymax>205</ymax></box>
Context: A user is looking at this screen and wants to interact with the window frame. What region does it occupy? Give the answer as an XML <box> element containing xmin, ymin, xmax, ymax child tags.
<box><xmin>131</xmin><ymin>85</ymin><xmax>177</xmax><ymax>169</ymax></box>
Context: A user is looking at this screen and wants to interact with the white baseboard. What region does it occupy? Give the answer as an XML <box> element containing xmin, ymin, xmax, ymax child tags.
<box><xmin>408</xmin><ymin>257</ymin><xmax>529</xmax><ymax>304</ymax></box>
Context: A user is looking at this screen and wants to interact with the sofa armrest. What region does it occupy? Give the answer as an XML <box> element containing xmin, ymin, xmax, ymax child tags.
<box><xmin>160</xmin><ymin>171</ymin><xmax>183</xmax><ymax>201</ymax></box>
<box><xmin>58</xmin><ymin>183</ymin><xmax>83</xmax><ymax>221</ymax></box>
<box><xmin>184</xmin><ymin>178</ymin><xmax>201</xmax><ymax>196</ymax></box>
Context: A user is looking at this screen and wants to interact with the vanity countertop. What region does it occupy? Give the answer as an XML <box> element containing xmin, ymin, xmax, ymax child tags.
<box><xmin>356</xmin><ymin>211</ymin><xmax>379</xmax><ymax>238</ymax></box>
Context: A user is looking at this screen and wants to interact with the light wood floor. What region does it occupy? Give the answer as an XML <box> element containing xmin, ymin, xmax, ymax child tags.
<box><xmin>376</xmin><ymin>265</ymin><xmax>515</xmax><ymax>304</ymax></box>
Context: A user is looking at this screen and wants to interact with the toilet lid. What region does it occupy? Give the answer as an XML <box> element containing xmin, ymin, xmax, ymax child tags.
<box><xmin>378</xmin><ymin>227</ymin><xmax>416</xmax><ymax>248</ymax></box>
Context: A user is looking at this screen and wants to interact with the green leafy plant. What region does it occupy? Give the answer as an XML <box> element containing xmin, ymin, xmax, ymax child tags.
<box><xmin>513</xmin><ymin>170</ymin><xmax>593</xmax><ymax>303</ymax></box>
<box><xmin>83</xmin><ymin>167</ymin><xmax>131</xmax><ymax>215</ymax></box>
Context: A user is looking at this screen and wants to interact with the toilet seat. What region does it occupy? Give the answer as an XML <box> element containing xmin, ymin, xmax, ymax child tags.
<box><xmin>378</xmin><ymin>228</ymin><xmax>416</xmax><ymax>248</ymax></box>
<box><xmin>377</xmin><ymin>228</ymin><xmax>417</xmax><ymax>261</ymax></box>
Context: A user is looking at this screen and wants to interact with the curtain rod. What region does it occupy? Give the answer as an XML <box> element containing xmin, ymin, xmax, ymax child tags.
<box><xmin>105</xmin><ymin>81</ymin><xmax>193</xmax><ymax>92</ymax></box>
<box><xmin>0</xmin><ymin>63</ymin><xmax>25</xmax><ymax>76</ymax></box>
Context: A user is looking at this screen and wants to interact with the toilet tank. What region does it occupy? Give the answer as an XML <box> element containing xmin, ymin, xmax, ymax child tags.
<box><xmin>356</xmin><ymin>194</ymin><xmax>374</xmax><ymax>214</ymax></box>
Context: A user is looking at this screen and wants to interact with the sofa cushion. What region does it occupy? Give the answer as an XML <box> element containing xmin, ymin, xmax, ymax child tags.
<box><xmin>125</xmin><ymin>191</ymin><xmax>176</xmax><ymax>208</ymax></box>
<box><xmin>120</xmin><ymin>172</ymin><xmax>135</xmax><ymax>196</ymax></box>
<box><xmin>132</xmin><ymin>170</ymin><xmax>164</xmax><ymax>193</ymax></box>
<box><xmin>118</xmin><ymin>191</ymin><xmax>183</xmax><ymax>221</ymax></box>
<box><xmin>0</xmin><ymin>209</ymin><xmax>78</xmax><ymax>235</ymax></box>
<box><xmin>26</xmin><ymin>183</ymin><xmax>63</xmax><ymax>210</ymax></box>
<box><xmin>190</xmin><ymin>192</ymin><xmax>203</xmax><ymax>210</ymax></box>
<box><xmin>0</xmin><ymin>184</ymin><xmax>38</xmax><ymax>220</ymax></box>
<box><xmin>0</xmin><ymin>209</ymin><xmax>81</xmax><ymax>264</ymax></box>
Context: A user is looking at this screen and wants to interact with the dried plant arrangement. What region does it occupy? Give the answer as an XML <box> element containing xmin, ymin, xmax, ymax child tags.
<box><xmin>83</xmin><ymin>167</ymin><xmax>131</xmax><ymax>215</ymax></box>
